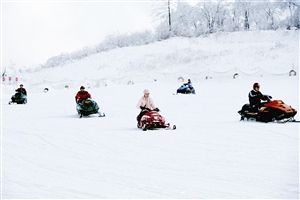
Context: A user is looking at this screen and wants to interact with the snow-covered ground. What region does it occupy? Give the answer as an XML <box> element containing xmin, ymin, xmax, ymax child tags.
<box><xmin>1</xmin><ymin>30</ymin><xmax>299</xmax><ymax>198</ymax></box>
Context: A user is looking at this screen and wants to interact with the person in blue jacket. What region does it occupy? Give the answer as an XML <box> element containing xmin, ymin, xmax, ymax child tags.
<box><xmin>177</xmin><ymin>79</ymin><xmax>195</xmax><ymax>94</ymax></box>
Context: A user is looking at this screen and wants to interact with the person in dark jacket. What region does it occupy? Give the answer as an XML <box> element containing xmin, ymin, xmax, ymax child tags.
<box><xmin>15</xmin><ymin>84</ymin><xmax>27</xmax><ymax>95</ymax></box>
<box><xmin>75</xmin><ymin>86</ymin><xmax>91</xmax><ymax>103</ymax></box>
<box><xmin>177</xmin><ymin>79</ymin><xmax>195</xmax><ymax>94</ymax></box>
<box><xmin>11</xmin><ymin>84</ymin><xmax>27</xmax><ymax>103</ymax></box>
<box><xmin>248</xmin><ymin>82</ymin><xmax>265</xmax><ymax>111</ymax></box>
<box><xmin>184</xmin><ymin>79</ymin><xmax>192</xmax><ymax>87</ymax></box>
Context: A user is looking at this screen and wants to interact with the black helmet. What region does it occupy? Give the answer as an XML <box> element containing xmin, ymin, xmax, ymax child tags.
<box><xmin>20</xmin><ymin>84</ymin><xmax>23</xmax><ymax>87</ymax></box>
<box><xmin>253</xmin><ymin>82</ymin><xmax>260</xmax><ymax>89</ymax></box>
<box><xmin>80</xmin><ymin>86</ymin><xmax>85</xmax><ymax>90</ymax></box>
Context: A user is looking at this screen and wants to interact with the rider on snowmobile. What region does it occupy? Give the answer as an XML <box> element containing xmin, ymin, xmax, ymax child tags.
<box><xmin>177</xmin><ymin>79</ymin><xmax>195</xmax><ymax>94</ymax></box>
<box><xmin>15</xmin><ymin>84</ymin><xmax>27</xmax><ymax>95</ymax></box>
<box><xmin>11</xmin><ymin>84</ymin><xmax>27</xmax><ymax>103</ymax></box>
<box><xmin>248</xmin><ymin>83</ymin><xmax>270</xmax><ymax>112</ymax></box>
<box><xmin>136</xmin><ymin>89</ymin><xmax>159</xmax><ymax>125</ymax></box>
<box><xmin>75</xmin><ymin>86</ymin><xmax>91</xmax><ymax>103</ymax></box>
<box><xmin>184</xmin><ymin>79</ymin><xmax>193</xmax><ymax>88</ymax></box>
<box><xmin>181</xmin><ymin>79</ymin><xmax>193</xmax><ymax>89</ymax></box>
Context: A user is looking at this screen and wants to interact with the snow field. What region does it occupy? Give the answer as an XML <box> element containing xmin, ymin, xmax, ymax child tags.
<box><xmin>2</xmin><ymin>76</ymin><xmax>299</xmax><ymax>198</ymax></box>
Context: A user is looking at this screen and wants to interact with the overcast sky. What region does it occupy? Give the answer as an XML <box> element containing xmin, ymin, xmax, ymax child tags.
<box><xmin>2</xmin><ymin>0</ymin><xmax>157</xmax><ymax>69</ymax></box>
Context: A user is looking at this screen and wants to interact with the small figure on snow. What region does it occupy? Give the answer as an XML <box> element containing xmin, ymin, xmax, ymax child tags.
<box><xmin>75</xmin><ymin>86</ymin><xmax>104</xmax><ymax>118</ymax></box>
<box><xmin>136</xmin><ymin>89</ymin><xmax>175</xmax><ymax>130</ymax></box>
<box><xmin>185</xmin><ymin>79</ymin><xmax>193</xmax><ymax>87</ymax></box>
<box><xmin>75</xmin><ymin>86</ymin><xmax>91</xmax><ymax>103</ymax></box>
<box><xmin>9</xmin><ymin>84</ymin><xmax>27</xmax><ymax>104</ymax></box>
<box><xmin>177</xmin><ymin>79</ymin><xmax>195</xmax><ymax>94</ymax></box>
<box><xmin>15</xmin><ymin>84</ymin><xmax>27</xmax><ymax>95</ymax></box>
<box><xmin>136</xmin><ymin>89</ymin><xmax>159</xmax><ymax>126</ymax></box>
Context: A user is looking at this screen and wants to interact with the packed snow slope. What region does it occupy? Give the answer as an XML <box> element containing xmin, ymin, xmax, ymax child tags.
<box><xmin>2</xmin><ymin>30</ymin><xmax>299</xmax><ymax>198</ymax></box>
<box><xmin>20</xmin><ymin>30</ymin><xmax>299</xmax><ymax>87</ymax></box>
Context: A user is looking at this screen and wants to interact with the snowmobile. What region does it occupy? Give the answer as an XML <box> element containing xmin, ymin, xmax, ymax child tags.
<box><xmin>238</xmin><ymin>95</ymin><xmax>297</xmax><ymax>123</ymax></box>
<box><xmin>9</xmin><ymin>92</ymin><xmax>27</xmax><ymax>104</ymax></box>
<box><xmin>137</xmin><ymin>108</ymin><xmax>176</xmax><ymax>131</ymax></box>
<box><xmin>176</xmin><ymin>84</ymin><xmax>195</xmax><ymax>94</ymax></box>
<box><xmin>76</xmin><ymin>98</ymin><xmax>105</xmax><ymax>118</ymax></box>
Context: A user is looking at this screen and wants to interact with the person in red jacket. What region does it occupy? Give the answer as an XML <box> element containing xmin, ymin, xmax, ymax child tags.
<box><xmin>75</xmin><ymin>86</ymin><xmax>91</xmax><ymax>103</ymax></box>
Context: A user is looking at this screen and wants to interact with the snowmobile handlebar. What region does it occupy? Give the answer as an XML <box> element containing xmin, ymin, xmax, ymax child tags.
<box><xmin>140</xmin><ymin>107</ymin><xmax>160</xmax><ymax>112</ymax></box>
<box><xmin>262</xmin><ymin>95</ymin><xmax>272</xmax><ymax>102</ymax></box>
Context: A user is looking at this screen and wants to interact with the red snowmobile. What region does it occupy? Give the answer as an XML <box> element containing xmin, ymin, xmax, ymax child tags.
<box><xmin>238</xmin><ymin>95</ymin><xmax>297</xmax><ymax>123</ymax></box>
<box><xmin>138</xmin><ymin>109</ymin><xmax>176</xmax><ymax>131</ymax></box>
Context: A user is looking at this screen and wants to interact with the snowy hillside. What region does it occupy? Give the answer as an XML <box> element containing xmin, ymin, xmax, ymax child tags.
<box><xmin>17</xmin><ymin>30</ymin><xmax>299</xmax><ymax>88</ymax></box>
<box><xmin>2</xmin><ymin>30</ymin><xmax>299</xmax><ymax>198</ymax></box>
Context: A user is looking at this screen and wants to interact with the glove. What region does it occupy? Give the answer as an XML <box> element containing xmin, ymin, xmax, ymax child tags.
<box><xmin>154</xmin><ymin>108</ymin><xmax>160</xmax><ymax>112</ymax></box>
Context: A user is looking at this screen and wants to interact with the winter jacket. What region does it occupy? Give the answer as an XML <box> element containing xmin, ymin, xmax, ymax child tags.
<box><xmin>137</xmin><ymin>96</ymin><xmax>156</xmax><ymax>110</ymax></box>
<box><xmin>75</xmin><ymin>91</ymin><xmax>91</xmax><ymax>103</ymax></box>
<box><xmin>248</xmin><ymin>90</ymin><xmax>263</xmax><ymax>107</ymax></box>
<box><xmin>182</xmin><ymin>82</ymin><xmax>194</xmax><ymax>89</ymax></box>
<box><xmin>15</xmin><ymin>88</ymin><xmax>27</xmax><ymax>95</ymax></box>
<box><xmin>185</xmin><ymin>82</ymin><xmax>193</xmax><ymax>87</ymax></box>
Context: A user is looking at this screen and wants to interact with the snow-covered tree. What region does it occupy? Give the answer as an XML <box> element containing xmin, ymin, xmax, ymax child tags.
<box><xmin>39</xmin><ymin>0</ymin><xmax>299</xmax><ymax>69</ymax></box>
<box><xmin>260</xmin><ymin>1</ymin><xmax>281</xmax><ymax>30</ymax></box>
<box><xmin>199</xmin><ymin>0</ymin><xmax>229</xmax><ymax>33</ymax></box>
<box><xmin>172</xmin><ymin>2</ymin><xmax>199</xmax><ymax>36</ymax></box>
<box><xmin>281</xmin><ymin>0</ymin><xmax>300</xmax><ymax>29</ymax></box>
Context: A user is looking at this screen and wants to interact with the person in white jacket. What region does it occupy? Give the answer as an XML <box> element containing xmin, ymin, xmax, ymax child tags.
<box><xmin>136</xmin><ymin>89</ymin><xmax>159</xmax><ymax>126</ymax></box>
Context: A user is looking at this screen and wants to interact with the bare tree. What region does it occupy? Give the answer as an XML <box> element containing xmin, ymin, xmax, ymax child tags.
<box><xmin>2</xmin><ymin>67</ymin><xmax>7</xmax><ymax>78</ymax></box>
<box><xmin>168</xmin><ymin>0</ymin><xmax>172</xmax><ymax>31</ymax></box>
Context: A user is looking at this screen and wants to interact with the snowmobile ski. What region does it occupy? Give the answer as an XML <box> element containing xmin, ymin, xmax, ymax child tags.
<box><xmin>142</xmin><ymin>124</ymin><xmax>176</xmax><ymax>131</ymax></box>
<box><xmin>98</xmin><ymin>112</ymin><xmax>105</xmax><ymax>117</ymax></box>
<box><xmin>276</xmin><ymin>118</ymin><xmax>300</xmax><ymax>123</ymax></box>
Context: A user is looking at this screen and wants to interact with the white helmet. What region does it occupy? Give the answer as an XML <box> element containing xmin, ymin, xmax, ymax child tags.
<box><xmin>143</xmin><ymin>89</ymin><xmax>150</xmax><ymax>94</ymax></box>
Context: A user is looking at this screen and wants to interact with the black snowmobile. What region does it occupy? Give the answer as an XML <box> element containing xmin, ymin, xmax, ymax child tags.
<box><xmin>238</xmin><ymin>95</ymin><xmax>297</xmax><ymax>123</ymax></box>
<box><xmin>9</xmin><ymin>92</ymin><xmax>27</xmax><ymax>104</ymax></box>
<box><xmin>76</xmin><ymin>98</ymin><xmax>105</xmax><ymax>118</ymax></box>
<box><xmin>176</xmin><ymin>84</ymin><xmax>195</xmax><ymax>94</ymax></box>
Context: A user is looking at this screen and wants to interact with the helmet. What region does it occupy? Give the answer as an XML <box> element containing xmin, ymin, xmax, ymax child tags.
<box><xmin>143</xmin><ymin>89</ymin><xmax>150</xmax><ymax>94</ymax></box>
<box><xmin>80</xmin><ymin>86</ymin><xmax>85</xmax><ymax>90</ymax></box>
<box><xmin>253</xmin><ymin>83</ymin><xmax>260</xmax><ymax>89</ymax></box>
<box><xmin>20</xmin><ymin>84</ymin><xmax>23</xmax><ymax>87</ymax></box>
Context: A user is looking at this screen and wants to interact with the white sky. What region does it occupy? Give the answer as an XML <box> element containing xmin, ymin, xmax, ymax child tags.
<box><xmin>2</xmin><ymin>0</ymin><xmax>156</xmax><ymax>68</ymax></box>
